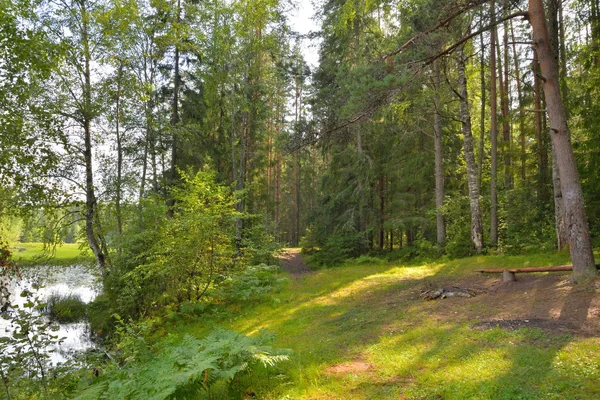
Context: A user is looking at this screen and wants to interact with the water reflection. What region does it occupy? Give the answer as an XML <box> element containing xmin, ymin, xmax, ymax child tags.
<box><xmin>0</xmin><ymin>264</ymin><xmax>99</xmax><ymax>364</ymax></box>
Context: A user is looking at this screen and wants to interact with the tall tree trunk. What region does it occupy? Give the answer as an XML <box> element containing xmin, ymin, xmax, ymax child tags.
<box><xmin>115</xmin><ymin>63</ymin><xmax>124</xmax><ymax>238</ymax></box>
<box><xmin>547</xmin><ymin>0</ymin><xmax>568</xmax><ymax>250</ymax></box>
<box><xmin>80</xmin><ymin>0</ymin><xmax>106</xmax><ymax>271</ymax></box>
<box><xmin>502</xmin><ymin>2</ymin><xmax>513</xmax><ymax>189</ymax></box>
<box><xmin>490</xmin><ymin>6</ymin><xmax>499</xmax><ymax>247</ymax></box>
<box><xmin>457</xmin><ymin>47</ymin><xmax>484</xmax><ymax>254</ymax></box>
<box><xmin>478</xmin><ymin>25</ymin><xmax>486</xmax><ymax>189</ymax></box>
<box><xmin>357</xmin><ymin>128</ymin><xmax>367</xmax><ymax>253</ymax></box>
<box><xmin>167</xmin><ymin>0</ymin><xmax>181</xmax><ymax>218</ymax></box>
<box><xmin>433</xmin><ymin>60</ymin><xmax>446</xmax><ymax>249</ymax></box>
<box><xmin>378</xmin><ymin>175</ymin><xmax>385</xmax><ymax>251</ymax></box>
<box><xmin>528</xmin><ymin>0</ymin><xmax>597</xmax><ymax>282</ymax></box>
<box><xmin>510</xmin><ymin>21</ymin><xmax>527</xmax><ymax>181</ymax></box>
<box><xmin>292</xmin><ymin>150</ymin><xmax>300</xmax><ymax>246</ymax></box>
<box><xmin>533</xmin><ymin>48</ymin><xmax>549</xmax><ymax>202</ymax></box>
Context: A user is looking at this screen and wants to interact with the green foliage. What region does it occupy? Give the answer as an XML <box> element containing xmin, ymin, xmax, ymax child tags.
<box><xmin>75</xmin><ymin>328</ymin><xmax>290</xmax><ymax>400</ymax></box>
<box><xmin>307</xmin><ymin>229</ymin><xmax>365</xmax><ymax>267</ymax></box>
<box><xmin>109</xmin><ymin>170</ymin><xmax>240</xmax><ymax>317</ymax></box>
<box><xmin>46</xmin><ymin>292</ymin><xmax>87</xmax><ymax>323</ymax></box>
<box><xmin>501</xmin><ymin>185</ymin><xmax>556</xmax><ymax>254</ymax></box>
<box><xmin>0</xmin><ymin>287</ymin><xmax>67</xmax><ymax>399</ymax></box>
<box><xmin>441</xmin><ymin>195</ymin><xmax>477</xmax><ymax>259</ymax></box>
<box><xmin>218</xmin><ymin>264</ymin><xmax>287</xmax><ymax>303</ymax></box>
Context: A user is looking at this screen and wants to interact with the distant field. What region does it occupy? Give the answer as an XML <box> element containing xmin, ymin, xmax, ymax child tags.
<box><xmin>11</xmin><ymin>242</ymin><xmax>91</xmax><ymax>264</ymax></box>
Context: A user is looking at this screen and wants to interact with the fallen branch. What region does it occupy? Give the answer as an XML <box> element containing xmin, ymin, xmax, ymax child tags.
<box><xmin>420</xmin><ymin>286</ymin><xmax>478</xmax><ymax>300</ymax></box>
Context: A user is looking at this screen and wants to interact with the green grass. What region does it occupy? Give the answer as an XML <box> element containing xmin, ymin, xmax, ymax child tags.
<box><xmin>191</xmin><ymin>251</ymin><xmax>598</xmax><ymax>399</ymax></box>
<box><xmin>11</xmin><ymin>242</ymin><xmax>92</xmax><ymax>265</ymax></box>
<box><xmin>77</xmin><ymin>251</ymin><xmax>599</xmax><ymax>399</ymax></box>
<box><xmin>46</xmin><ymin>292</ymin><xmax>88</xmax><ymax>323</ymax></box>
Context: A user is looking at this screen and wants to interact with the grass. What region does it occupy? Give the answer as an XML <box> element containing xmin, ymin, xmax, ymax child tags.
<box><xmin>11</xmin><ymin>242</ymin><xmax>92</xmax><ymax>265</ymax></box>
<box><xmin>46</xmin><ymin>292</ymin><xmax>88</xmax><ymax>323</ymax></box>
<box><xmin>74</xmin><ymin>251</ymin><xmax>599</xmax><ymax>399</ymax></box>
<box><xmin>178</xmin><ymin>251</ymin><xmax>598</xmax><ymax>399</ymax></box>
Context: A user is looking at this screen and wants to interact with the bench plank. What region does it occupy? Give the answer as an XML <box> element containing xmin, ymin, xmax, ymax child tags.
<box><xmin>476</xmin><ymin>264</ymin><xmax>600</xmax><ymax>274</ymax></box>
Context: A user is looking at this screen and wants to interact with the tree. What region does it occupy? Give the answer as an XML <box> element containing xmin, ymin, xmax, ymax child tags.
<box><xmin>527</xmin><ymin>0</ymin><xmax>597</xmax><ymax>281</ymax></box>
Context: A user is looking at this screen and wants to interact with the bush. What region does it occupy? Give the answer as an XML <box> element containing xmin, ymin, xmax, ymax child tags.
<box><xmin>46</xmin><ymin>292</ymin><xmax>87</xmax><ymax>323</ymax></box>
<box><xmin>309</xmin><ymin>230</ymin><xmax>364</xmax><ymax>267</ymax></box>
<box><xmin>219</xmin><ymin>264</ymin><xmax>287</xmax><ymax>303</ymax></box>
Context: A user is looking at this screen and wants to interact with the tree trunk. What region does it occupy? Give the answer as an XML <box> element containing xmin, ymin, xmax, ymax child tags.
<box><xmin>547</xmin><ymin>0</ymin><xmax>568</xmax><ymax>250</ymax></box>
<box><xmin>357</xmin><ymin>128</ymin><xmax>367</xmax><ymax>253</ymax></box>
<box><xmin>457</xmin><ymin>46</ymin><xmax>484</xmax><ymax>254</ymax></box>
<box><xmin>510</xmin><ymin>21</ymin><xmax>526</xmax><ymax>181</ymax></box>
<box><xmin>433</xmin><ymin>60</ymin><xmax>446</xmax><ymax>249</ymax></box>
<box><xmin>528</xmin><ymin>0</ymin><xmax>597</xmax><ymax>282</ymax></box>
<box><xmin>490</xmin><ymin>5</ymin><xmax>499</xmax><ymax>247</ymax></box>
<box><xmin>502</xmin><ymin>2</ymin><xmax>512</xmax><ymax>189</ymax></box>
<box><xmin>379</xmin><ymin>175</ymin><xmax>385</xmax><ymax>251</ymax></box>
<box><xmin>167</xmin><ymin>0</ymin><xmax>181</xmax><ymax>218</ymax></box>
<box><xmin>115</xmin><ymin>63</ymin><xmax>123</xmax><ymax>238</ymax></box>
<box><xmin>533</xmin><ymin>48</ymin><xmax>549</xmax><ymax>202</ymax></box>
<box><xmin>478</xmin><ymin>23</ymin><xmax>486</xmax><ymax>189</ymax></box>
<box><xmin>81</xmin><ymin>0</ymin><xmax>106</xmax><ymax>271</ymax></box>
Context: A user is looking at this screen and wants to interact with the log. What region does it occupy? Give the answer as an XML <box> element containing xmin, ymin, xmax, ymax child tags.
<box><xmin>476</xmin><ymin>264</ymin><xmax>600</xmax><ymax>274</ymax></box>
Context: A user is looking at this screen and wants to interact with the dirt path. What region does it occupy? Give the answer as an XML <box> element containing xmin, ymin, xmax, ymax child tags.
<box><xmin>280</xmin><ymin>248</ymin><xmax>311</xmax><ymax>277</ymax></box>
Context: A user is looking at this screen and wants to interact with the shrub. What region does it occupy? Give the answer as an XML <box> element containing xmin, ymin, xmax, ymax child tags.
<box><xmin>219</xmin><ymin>264</ymin><xmax>287</xmax><ymax>303</ymax></box>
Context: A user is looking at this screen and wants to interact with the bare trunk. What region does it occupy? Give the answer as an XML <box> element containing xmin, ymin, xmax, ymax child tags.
<box><xmin>457</xmin><ymin>47</ymin><xmax>484</xmax><ymax>253</ymax></box>
<box><xmin>533</xmin><ymin>48</ymin><xmax>549</xmax><ymax>202</ymax></box>
<box><xmin>81</xmin><ymin>0</ymin><xmax>106</xmax><ymax>271</ymax></box>
<box><xmin>490</xmin><ymin>7</ymin><xmax>499</xmax><ymax>247</ymax></box>
<box><xmin>379</xmin><ymin>176</ymin><xmax>385</xmax><ymax>251</ymax></box>
<box><xmin>551</xmin><ymin>145</ymin><xmax>568</xmax><ymax>250</ymax></box>
<box><xmin>510</xmin><ymin>21</ymin><xmax>526</xmax><ymax>181</ymax></box>
<box><xmin>115</xmin><ymin>64</ymin><xmax>123</xmax><ymax>237</ymax></box>
<box><xmin>478</xmin><ymin>25</ymin><xmax>486</xmax><ymax>189</ymax></box>
<box><xmin>357</xmin><ymin>128</ymin><xmax>367</xmax><ymax>253</ymax></box>
<box><xmin>528</xmin><ymin>0</ymin><xmax>597</xmax><ymax>282</ymax></box>
<box><xmin>547</xmin><ymin>0</ymin><xmax>569</xmax><ymax>250</ymax></box>
<box><xmin>502</xmin><ymin>3</ymin><xmax>512</xmax><ymax>189</ymax></box>
<box><xmin>167</xmin><ymin>0</ymin><xmax>181</xmax><ymax>218</ymax></box>
<box><xmin>433</xmin><ymin>60</ymin><xmax>446</xmax><ymax>248</ymax></box>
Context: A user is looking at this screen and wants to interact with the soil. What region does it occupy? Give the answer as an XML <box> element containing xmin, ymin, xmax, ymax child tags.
<box><xmin>280</xmin><ymin>248</ymin><xmax>312</xmax><ymax>277</ymax></box>
<box><xmin>419</xmin><ymin>272</ymin><xmax>600</xmax><ymax>337</ymax></box>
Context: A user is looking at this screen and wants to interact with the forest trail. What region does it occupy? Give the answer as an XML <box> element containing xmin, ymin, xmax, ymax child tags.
<box><xmin>280</xmin><ymin>248</ymin><xmax>311</xmax><ymax>277</ymax></box>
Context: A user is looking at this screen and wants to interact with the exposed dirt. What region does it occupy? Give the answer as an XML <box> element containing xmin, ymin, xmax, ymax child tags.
<box><xmin>325</xmin><ymin>360</ymin><xmax>374</xmax><ymax>375</ymax></box>
<box><xmin>280</xmin><ymin>248</ymin><xmax>312</xmax><ymax>277</ymax></box>
<box><xmin>417</xmin><ymin>272</ymin><xmax>600</xmax><ymax>337</ymax></box>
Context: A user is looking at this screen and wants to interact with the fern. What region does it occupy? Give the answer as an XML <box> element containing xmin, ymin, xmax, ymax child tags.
<box><xmin>74</xmin><ymin>329</ymin><xmax>290</xmax><ymax>400</ymax></box>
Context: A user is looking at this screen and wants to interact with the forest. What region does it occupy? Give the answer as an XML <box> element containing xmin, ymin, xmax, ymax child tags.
<box><xmin>1</xmin><ymin>0</ymin><xmax>600</xmax><ymax>398</ymax></box>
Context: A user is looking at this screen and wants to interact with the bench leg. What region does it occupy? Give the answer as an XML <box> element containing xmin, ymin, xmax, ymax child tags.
<box><xmin>503</xmin><ymin>270</ymin><xmax>516</xmax><ymax>282</ymax></box>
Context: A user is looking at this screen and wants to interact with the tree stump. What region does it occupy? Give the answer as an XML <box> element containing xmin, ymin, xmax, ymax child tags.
<box><xmin>503</xmin><ymin>270</ymin><xmax>516</xmax><ymax>282</ymax></box>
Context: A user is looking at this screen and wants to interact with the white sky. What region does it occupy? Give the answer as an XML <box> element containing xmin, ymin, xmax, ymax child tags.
<box><xmin>286</xmin><ymin>0</ymin><xmax>321</xmax><ymax>69</ymax></box>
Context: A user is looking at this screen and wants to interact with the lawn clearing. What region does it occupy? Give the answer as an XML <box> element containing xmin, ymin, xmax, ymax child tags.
<box><xmin>212</xmin><ymin>252</ymin><xmax>600</xmax><ymax>399</ymax></box>
<box><xmin>11</xmin><ymin>242</ymin><xmax>91</xmax><ymax>264</ymax></box>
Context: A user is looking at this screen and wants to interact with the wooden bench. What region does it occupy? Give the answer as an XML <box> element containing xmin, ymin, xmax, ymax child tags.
<box><xmin>476</xmin><ymin>264</ymin><xmax>600</xmax><ymax>282</ymax></box>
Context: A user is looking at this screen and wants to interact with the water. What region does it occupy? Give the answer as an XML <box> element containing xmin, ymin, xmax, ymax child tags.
<box><xmin>0</xmin><ymin>264</ymin><xmax>100</xmax><ymax>364</ymax></box>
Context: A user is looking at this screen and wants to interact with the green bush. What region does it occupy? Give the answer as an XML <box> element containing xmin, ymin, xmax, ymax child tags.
<box><xmin>309</xmin><ymin>230</ymin><xmax>364</xmax><ymax>267</ymax></box>
<box><xmin>219</xmin><ymin>264</ymin><xmax>287</xmax><ymax>303</ymax></box>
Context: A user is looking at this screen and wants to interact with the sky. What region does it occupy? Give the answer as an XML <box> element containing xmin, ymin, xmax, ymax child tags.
<box><xmin>286</xmin><ymin>0</ymin><xmax>321</xmax><ymax>68</ymax></box>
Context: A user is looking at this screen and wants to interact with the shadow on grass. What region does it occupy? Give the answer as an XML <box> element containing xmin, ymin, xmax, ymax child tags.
<box><xmin>204</xmin><ymin>254</ymin><xmax>598</xmax><ymax>399</ymax></box>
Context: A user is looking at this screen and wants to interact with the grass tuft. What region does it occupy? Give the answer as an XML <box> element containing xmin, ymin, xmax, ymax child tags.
<box><xmin>46</xmin><ymin>292</ymin><xmax>87</xmax><ymax>323</ymax></box>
